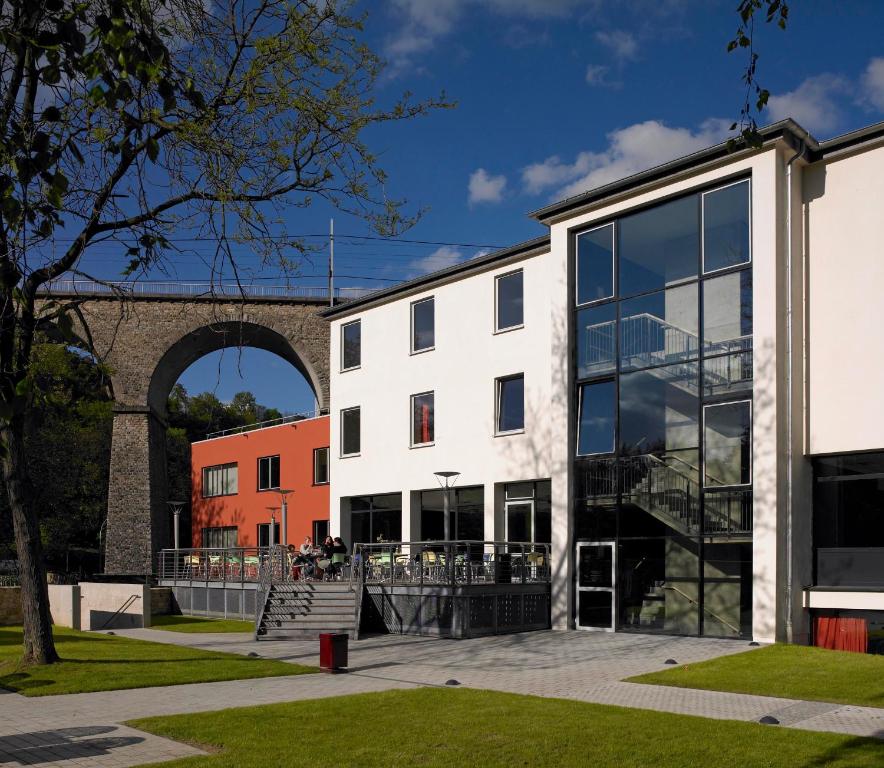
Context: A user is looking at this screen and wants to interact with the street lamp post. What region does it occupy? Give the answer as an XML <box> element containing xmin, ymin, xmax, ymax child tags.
<box><xmin>433</xmin><ymin>471</ymin><xmax>460</xmax><ymax>542</ymax></box>
<box><xmin>266</xmin><ymin>507</ymin><xmax>280</xmax><ymax>547</ymax></box>
<box><xmin>273</xmin><ymin>489</ymin><xmax>294</xmax><ymax>547</ymax></box>
<box><xmin>167</xmin><ymin>501</ymin><xmax>186</xmax><ymax>551</ymax></box>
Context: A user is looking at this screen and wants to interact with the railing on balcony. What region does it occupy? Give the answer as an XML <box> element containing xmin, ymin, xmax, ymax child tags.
<box><xmin>350</xmin><ymin>541</ymin><xmax>551</xmax><ymax>588</ymax></box>
<box><xmin>157</xmin><ymin>547</ymin><xmax>270</xmax><ymax>584</ymax></box>
<box><xmin>577</xmin><ymin>456</ymin><xmax>753</xmax><ymax>536</ymax></box>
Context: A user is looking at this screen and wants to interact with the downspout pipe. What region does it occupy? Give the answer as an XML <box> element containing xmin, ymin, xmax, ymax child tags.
<box><xmin>784</xmin><ymin>138</ymin><xmax>806</xmax><ymax>643</ymax></box>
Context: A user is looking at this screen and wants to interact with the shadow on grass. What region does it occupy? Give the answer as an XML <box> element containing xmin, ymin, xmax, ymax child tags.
<box><xmin>801</xmin><ymin>734</ymin><xmax>884</xmax><ymax>766</ymax></box>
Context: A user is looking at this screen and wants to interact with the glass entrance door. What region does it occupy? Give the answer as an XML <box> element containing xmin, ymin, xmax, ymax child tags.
<box><xmin>576</xmin><ymin>542</ymin><xmax>616</xmax><ymax>631</ymax></box>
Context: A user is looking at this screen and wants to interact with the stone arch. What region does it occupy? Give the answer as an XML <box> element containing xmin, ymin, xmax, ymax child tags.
<box><xmin>147</xmin><ymin>320</ymin><xmax>326</xmax><ymax>417</ymax></box>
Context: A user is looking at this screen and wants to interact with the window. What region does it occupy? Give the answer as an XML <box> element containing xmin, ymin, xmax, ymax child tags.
<box><xmin>619</xmin><ymin>283</ymin><xmax>698</xmax><ymax>371</ymax></box>
<box><xmin>313</xmin><ymin>519</ymin><xmax>329</xmax><ymax>544</ymax></box>
<box><xmin>577</xmin><ymin>381</ymin><xmax>615</xmax><ymax>455</ymax></box>
<box><xmin>505</xmin><ymin>481</ymin><xmax>551</xmax><ymax>544</ymax></box>
<box><xmin>496</xmin><ymin>374</ymin><xmax>524</xmax><ymax>434</ymax></box>
<box><xmin>495</xmin><ymin>270</ymin><xmax>524</xmax><ymax>331</ymax></box>
<box><xmin>619</xmin><ymin>195</ymin><xmax>699</xmax><ymax>297</ymax></box>
<box><xmin>202</xmin><ymin>463</ymin><xmax>238</xmax><ymax>497</ymax></box>
<box><xmin>411</xmin><ymin>391</ymin><xmax>435</xmax><ymax>446</ymax></box>
<box><xmin>341</xmin><ymin>320</ymin><xmax>361</xmax><ymax>370</ymax></box>
<box><xmin>411</xmin><ymin>297</ymin><xmax>435</xmax><ymax>352</ymax></box>
<box><xmin>350</xmin><ymin>493</ymin><xmax>402</xmax><ymax>544</ymax></box>
<box><xmin>257</xmin><ymin>522</ymin><xmax>279</xmax><ymax>547</ymax></box>
<box><xmin>341</xmin><ymin>407</ymin><xmax>361</xmax><ymax>456</ymax></box>
<box><xmin>703</xmin><ymin>401</ymin><xmax>752</xmax><ymax>486</ymax></box>
<box><xmin>420</xmin><ymin>486</ymin><xmax>484</xmax><ymax>540</ymax></box>
<box><xmin>576</xmin><ymin>224</ymin><xmax>614</xmax><ymax>305</ymax></box>
<box><xmin>257</xmin><ymin>455</ymin><xmax>280</xmax><ymax>491</ymax></box>
<box><xmin>577</xmin><ymin>303</ymin><xmax>616</xmax><ymax>378</ymax></box>
<box><xmin>703</xmin><ymin>180</ymin><xmax>751</xmax><ymax>273</ymax></box>
<box><xmin>201</xmin><ymin>526</ymin><xmax>238</xmax><ymax>549</ymax></box>
<box><xmin>313</xmin><ymin>447</ymin><xmax>329</xmax><ymax>484</ymax></box>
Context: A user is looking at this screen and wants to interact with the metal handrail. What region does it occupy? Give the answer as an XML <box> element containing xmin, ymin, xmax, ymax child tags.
<box><xmin>203</xmin><ymin>411</ymin><xmax>324</xmax><ymax>440</ymax></box>
<box><xmin>662</xmin><ymin>584</ymin><xmax>741</xmax><ymax>635</ymax></box>
<box><xmin>39</xmin><ymin>279</ymin><xmax>375</xmax><ymax>301</ymax></box>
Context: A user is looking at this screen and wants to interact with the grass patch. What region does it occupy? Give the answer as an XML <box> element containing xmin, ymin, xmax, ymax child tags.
<box><xmin>627</xmin><ymin>644</ymin><xmax>884</xmax><ymax>708</ymax></box>
<box><xmin>0</xmin><ymin>626</ymin><xmax>313</xmax><ymax>696</ymax></box>
<box><xmin>131</xmin><ymin>688</ymin><xmax>883</xmax><ymax>767</ymax></box>
<box><xmin>151</xmin><ymin>615</ymin><xmax>254</xmax><ymax>633</ymax></box>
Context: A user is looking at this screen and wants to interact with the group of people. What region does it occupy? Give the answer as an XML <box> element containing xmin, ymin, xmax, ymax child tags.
<box><xmin>287</xmin><ymin>535</ymin><xmax>348</xmax><ymax>580</ymax></box>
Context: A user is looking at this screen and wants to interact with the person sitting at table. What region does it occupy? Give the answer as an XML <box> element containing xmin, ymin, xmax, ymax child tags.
<box><xmin>315</xmin><ymin>535</ymin><xmax>335</xmax><ymax>578</ymax></box>
<box><xmin>297</xmin><ymin>536</ymin><xmax>316</xmax><ymax>578</ymax></box>
<box><xmin>332</xmin><ymin>536</ymin><xmax>347</xmax><ymax>555</ymax></box>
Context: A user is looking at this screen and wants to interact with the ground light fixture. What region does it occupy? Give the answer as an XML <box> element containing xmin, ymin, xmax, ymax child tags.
<box><xmin>272</xmin><ymin>489</ymin><xmax>294</xmax><ymax>546</ymax></box>
<box><xmin>167</xmin><ymin>500</ymin><xmax>186</xmax><ymax>550</ymax></box>
<box><xmin>433</xmin><ymin>471</ymin><xmax>460</xmax><ymax>541</ymax></box>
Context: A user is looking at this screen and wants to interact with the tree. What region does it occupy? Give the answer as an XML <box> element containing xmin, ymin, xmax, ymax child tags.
<box><xmin>0</xmin><ymin>0</ymin><xmax>446</xmax><ymax>664</ymax></box>
<box><xmin>727</xmin><ymin>0</ymin><xmax>790</xmax><ymax>148</ymax></box>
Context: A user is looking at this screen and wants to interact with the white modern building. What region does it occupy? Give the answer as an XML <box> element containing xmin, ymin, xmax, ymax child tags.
<box><xmin>323</xmin><ymin>118</ymin><xmax>884</xmax><ymax>645</ymax></box>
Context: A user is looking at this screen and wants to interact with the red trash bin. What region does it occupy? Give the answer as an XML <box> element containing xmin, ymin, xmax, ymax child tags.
<box><xmin>319</xmin><ymin>632</ymin><xmax>349</xmax><ymax>672</ymax></box>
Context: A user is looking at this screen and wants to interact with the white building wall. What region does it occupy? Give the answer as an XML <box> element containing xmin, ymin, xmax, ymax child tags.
<box><xmin>328</xmin><ymin>248</ymin><xmax>556</xmax><ymax>549</ymax></box>
<box><xmin>805</xmin><ymin>139</ymin><xmax>884</xmax><ymax>455</ymax></box>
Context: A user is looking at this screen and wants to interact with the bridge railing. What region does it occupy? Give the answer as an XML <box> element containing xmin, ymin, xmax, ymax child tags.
<box><xmin>39</xmin><ymin>279</ymin><xmax>375</xmax><ymax>301</ymax></box>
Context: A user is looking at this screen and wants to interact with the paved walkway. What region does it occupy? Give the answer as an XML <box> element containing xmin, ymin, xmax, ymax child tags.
<box><xmin>1</xmin><ymin>629</ymin><xmax>882</xmax><ymax>768</ymax></box>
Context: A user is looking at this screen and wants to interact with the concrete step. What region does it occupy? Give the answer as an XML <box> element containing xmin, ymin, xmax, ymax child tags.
<box><xmin>263</xmin><ymin>613</ymin><xmax>356</xmax><ymax>626</ymax></box>
<box><xmin>267</xmin><ymin>593</ymin><xmax>357</xmax><ymax>603</ymax></box>
<box><xmin>271</xmin><ymin>583</ymin><xmax>353</xmax><ymax>594</ymax></box>
<box><xmin>265</xmin><ymin>605</ymin><xmax>355</xmax><ymax>617</ymax></box>
<box><xmin>258</xmin><ymin>627</ymin><xmax>354</xmax><ymax>640</ymax></box>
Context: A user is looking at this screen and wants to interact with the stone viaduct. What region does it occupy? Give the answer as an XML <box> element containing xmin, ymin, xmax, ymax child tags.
<box><xmin>37</xmin><ymin>282</ymin><xmax>340</xmax><ymax>574</ymax></box>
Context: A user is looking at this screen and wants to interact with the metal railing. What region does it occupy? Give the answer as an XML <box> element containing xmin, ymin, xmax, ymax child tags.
<box><xmin>40</xmin><ymin>279</ymin><xmax>375</xmax><ymax>301</ymax></box>
<box><xmin>350</xmin><ymin>541</ymin><xmax>552</xmax><ymax>587</ymax></box>
<box><xmin>157</xmin><ymin>547</ymin><xmax>270</xmax><ymax>584</ymax></box>
<box><xmin>204</xmin><ymin>410</ymin><xmax>324</xmax><ymax>440</ymax></box>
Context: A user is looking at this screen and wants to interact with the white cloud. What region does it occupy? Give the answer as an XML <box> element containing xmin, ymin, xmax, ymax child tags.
<box><xmin>522</xmin><ymin>118</ymin><xmax>731</xmax><ymax>200</ymax></box>
<box><xmin>594</xmin><ymin>29</ymin><xmax>638</xmax><ymax>62</ymax></box>
<box><xmin>407</xmin><ymin>245</ymin><xmax>465</xmax><ymax>276</ymax></box>
<box><xmin>468</xmin><ymin>168</ymin><xmax>507</xmax><ymax>205</ymax></box>
<box><xmin>860</xmin><ymin>57</ymin><xmax>884</xmax><ymax>111</ymax></box>
<box><xmin>585</xmin><ymin>64</ymin><xmax>613</xmax><ymax>86</ymax></box>
<box><xmin>766</xmin><ymin>73</ymin><xmax>849</xmax><ymax>136</ymax></box>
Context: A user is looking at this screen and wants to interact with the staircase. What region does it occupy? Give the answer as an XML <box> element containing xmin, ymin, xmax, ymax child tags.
<box><xmin>256</xmin><ymin>582</ymin><xmax>359</xmax><ymax>640</ymax></box>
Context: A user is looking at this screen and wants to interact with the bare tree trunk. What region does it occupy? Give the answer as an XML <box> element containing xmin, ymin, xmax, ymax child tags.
<box><xmin>1</xmin><ymin>415</ymin><xmax>58</xmax><ymax>664</ymax></box>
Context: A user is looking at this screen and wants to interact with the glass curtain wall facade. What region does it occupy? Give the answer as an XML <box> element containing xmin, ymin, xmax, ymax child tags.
<box><xmin>572</xmin><ymin>179</ymin><xmax>753</xmax><ymax>638</ymax></box>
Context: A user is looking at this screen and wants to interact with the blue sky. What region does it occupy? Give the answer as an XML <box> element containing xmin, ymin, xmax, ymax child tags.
<box><xmin>166</xmin><ymin>1</ymin><xmax>884</xmax><ymax>412</ymax></box>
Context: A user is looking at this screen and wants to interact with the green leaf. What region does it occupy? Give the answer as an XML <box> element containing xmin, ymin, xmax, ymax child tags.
<box><xmin>145</xmin><ymin>136</ymin><xmax>159</xmax><ymax>163</ymax></box>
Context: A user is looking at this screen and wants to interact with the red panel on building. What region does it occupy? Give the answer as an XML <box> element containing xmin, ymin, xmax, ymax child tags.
<box><xmin>190</xmin><ymin>416</ymin><xmax>330</xmax><ymax>548</ymax></box>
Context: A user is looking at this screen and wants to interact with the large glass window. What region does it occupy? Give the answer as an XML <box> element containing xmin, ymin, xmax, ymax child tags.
<box><xmin>257</xmin><ymin>522</ymin><xmax>279</xmax><ymax>547</ymax></box>
<box><xmin>420</xmin><ymin>486</ymin><xmax>484</xmax><ymax>540</ymax></box>
<box><xmin>505</xmin><ymin>481</ymin><xmax>551</xmax><ymax>544</ymax></box>
<box><xmin>496</xmin><ymin>270</ymin><xmax>523</xmax><ymax>331</ymax></box>
<box><xmin>202</xmin><ymin>463</ymin><xmax>238</xmax><ymax>497</ymax></box>
<box><xmin>814</xmin><ymin>452</ymin><xmax>884</xmax><ymax>549</ymax></box>
<box><xmin>313</xmin><ymin>447</ymin><xmax>329</xmax><ymax>485</ymax></box>
<box><xmin>411</xmin><ymin>297</ymin><xmax>435</xmax><ymax>352</ymax></box>
<box><xmin>411</xmin><ymin>391</ymin><xmax>435</xmax><ymax>446</ymax></box>
<box><xmin>341</xmin><ymin>407</ymin><xmax>361</xmax><ymax>456</ymax></box>
<box><xmin>576</xmin><ymin>224</ymin><xmax>614</xmax><ymax>304</ymax></box>
<box><xmin>619</xmin><ymin>284</ymin><xmax>698</xmax><ymax>371</ymax></box>
<box><xmin>257</xmin><ymin>455</ymin><xmax>280</xmax><ymax>491</ymax></box>
<box><xmin>703</xmin><ymin>180</ymin><xmax>751</xmax><ymax>273</ymax></box>
<box><xmin>703</xmin><ymin>401</ymin><xmax>751</xmax><ymax>486</ymax></box>
<box><xmin>341</xmin><ymin>320</ymin><xmax>361</xmax><ymax>370</ymax></box>
<box><xmin>577</xmin><ymin>303</ymin><xmax>616</xmax><ymax>378</ymax></box>
<box><xmin>577</xmin><ymin>380</ymin><xmax>616</xmax><ymax>455</ymax></box>
<box><xmin>496</xmin><ymin>374</ymin><xmax>524</xmax><ymax>434</ymax></box>
<box><xmin>703</xmin><ymin>270</ymin><xmax>752</xmax><ymax>354</ymax></box>
<box><xmin>201</xmin><ymin>526</ymin><xmax>238</xmax><ymax>548</ymax></box>
<box><xmin>618</xmin><ymin>195</ymin><xmax>698</xmax><ymax>297</ymax></box>
<box><xmin>351</xmin><ymin>493</ymin><xmax>402</xmax><ymax>544</ymax></box>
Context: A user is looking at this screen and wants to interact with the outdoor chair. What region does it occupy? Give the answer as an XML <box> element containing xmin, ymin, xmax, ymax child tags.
<box><xmin>327</xmin><ymin>552</ymin><xmax>348</xmax><ymax>580</ymax></box>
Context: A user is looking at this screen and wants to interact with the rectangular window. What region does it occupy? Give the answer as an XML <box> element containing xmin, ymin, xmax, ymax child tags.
<box><xmin>201</xmin><ymin>526</ymin><xmax>238</xmax><ymax>549</ymax></box>
<box><xmin>341</xmin><ymin>320</ymin><xmax>361</xmax><ymax>370</ymax></box>
<box><xmin>577</xmin><ymin>381</ymin><xmax>616</xmax><ymax>456</ymax></box>
<box><xmin>576</xmin><ymin>224</ymin><xmax>614</xmax><ymax>304</ymax></box>
<box><xmin>257</xmin><ymin>522</ymin><xmax>279</xmax><ymax>548</ymax></box>
<box><xmin>420</xmin><ymin>486</ymin><xmax>484</xmax><ymax>541</ymax></box>
<box><xmin>341</xmin><ymin>407</ymin><xmax>361</xmax><ymax>457</ymax></box>
<box><xmin>257</xmin><ymin>455</ymin><xmax>280</xmax><ymax>491</ymax></box>
<box><xmin>703</xmin><ymin>400</ymin><xmax>752</xmax><ymax>487</ymax></box>
<box><xmin>495</xmin><ymin>270</ymin><xmax>524</xmax><ymax>331</ymax></box>
<box><xmin>496</xmin><ymin>374</ymin><xmax>525</xmax><ymax>434</ymax></box>
<box><xmin>201</xmin><ymin>463</ymin><xmax>238</xmax><ymax>497</ymax></box>
<box><xmin>703</xmin><ymin>180</ymin><xmax>751</xmax><ymax>274</ymax></box>
<box><xmin>504</xmin><ymin>480</ymin><xmax>551</xmax><ymax>544</ymax></box>
<box><xmin>350</xmin><ymin>493</ymin><xmax>402</xmax><ymax>544</ymax></box>
<box><xmin>577</xmin><ymin>303</ymin><xmax>616</xmax><ymax>379</ymax></box>
<box><xmin>703</xmin><ymin>270</ymin><xmax>752</xmax><ymax>355</ymax></box>
<box><xmin>313</xmin><ymin>447</ymin><xmax>329</xmax><ymax>484</ymax></box>
<box><xmin>313</xmin><ymin>519</ymin><xmax>329</xmax><ymax>544</ymax></box>
<box><xmin>619</xmin><ymin>283</ymin><xmax>698</xmax><ymax>371</ymax></box>
<box><xmin>411</xmin><ymin>391</ymin><xmax>435</xmax><ymax>446</ymax></box>
<box><xmin>619</xmin><ymin>195</ymin><xmax>699</xmax><ymax>297</ymax></box>
<box><xmin>411</xmin><ymin>297</ymin><xmax>435</xmax><ymax>352</ymax></box>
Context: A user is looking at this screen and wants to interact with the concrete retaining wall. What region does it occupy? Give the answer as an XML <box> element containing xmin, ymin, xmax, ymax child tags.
<box><xmin>48</xmin><ymin>585</ymin><xmax>81</xmax><ymax>629</ymax></box>
<box><xmin>0</xmin><ymin>587</ymin><xmax>22</xmax><ymax>625</ymax></box>
<box><xmin>151</xmin><ymin>587</ymin><xmax>174</xmax><ymax>616</ymax></box>
<box><xmin>79</xmin><ymin>582</ymin><xmax>151</xmax><ymax>630</ymax></box>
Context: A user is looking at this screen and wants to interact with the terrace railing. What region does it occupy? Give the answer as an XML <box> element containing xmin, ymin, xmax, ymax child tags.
<box><xmin>157</xmin><ymin>547</ymin><xmax>271</xmax><ymax>585</ymax></box>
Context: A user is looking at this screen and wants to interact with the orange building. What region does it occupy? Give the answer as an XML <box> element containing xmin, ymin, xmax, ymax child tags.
<box><xmin>190</xmin><ymin>415</ymin><xmax>330</xmax><ymax>548</ymax></box>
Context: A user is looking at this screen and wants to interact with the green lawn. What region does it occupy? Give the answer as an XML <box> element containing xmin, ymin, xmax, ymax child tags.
<box><xmin>131</xmin><ymin>688</ymin><xmax>883</xmax><ymax>768</ymax></box>
<box><xmin>0</xmin><ymin>626</ymin><xmax>313</xmax><ymax>696</ymax></box>
<box><xmin>151</xmin><ymin>615</ymin><xmax>254</xmax><ymax>633</ymax></box>
<box><xmin>627</xmin><ymin>644</ymin><xmax>884</xmax><ymax>708</ymax></box>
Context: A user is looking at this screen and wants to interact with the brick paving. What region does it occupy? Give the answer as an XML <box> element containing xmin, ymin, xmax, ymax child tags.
<box><xmin>1</xmin><ymin>628</ymin><xmax>881</xmax><ymax>768</ymax></box>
